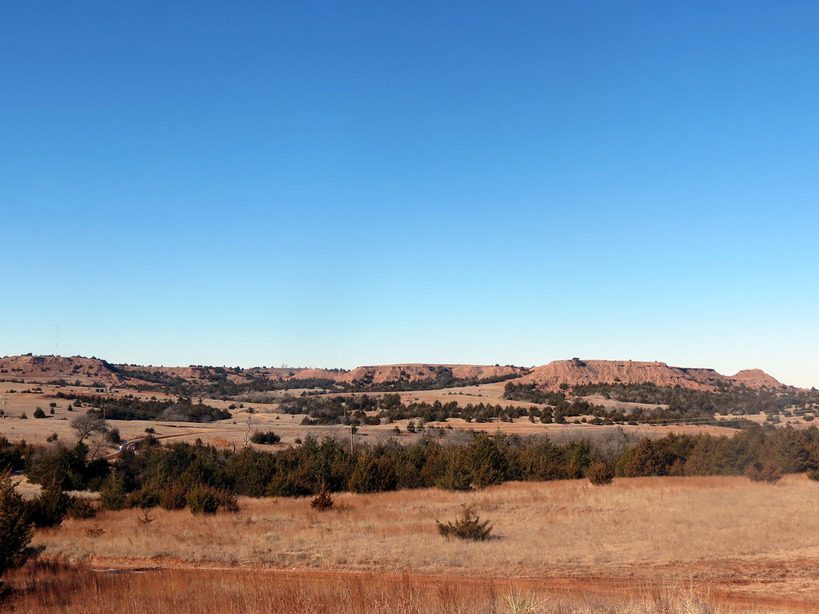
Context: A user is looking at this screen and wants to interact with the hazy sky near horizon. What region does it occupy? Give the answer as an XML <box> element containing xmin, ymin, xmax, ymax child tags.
<box><xmin>2</xmin><ymin>2</ymin><xmax>818</xmax><ymax>387</ymax></box>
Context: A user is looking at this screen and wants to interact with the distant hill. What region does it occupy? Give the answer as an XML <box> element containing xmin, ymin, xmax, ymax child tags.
<box><xmin>0</xmin><ymin>354</ymin><xmax>129</xmax><ymax>386</ymax></box>
<box><xmin>519</xmin><ymin>359</ymin><xmax>786</xmax><ymax>391</ymax></box>
<box><xmin>0</xmin><ymin>354</ymin><xmax>789</xmax><ymax>393</ymax></box>
<box><xmin>0</xmin><ymin>355</ymin><xmax>528</xmax><ymax>392</ymax></box>
<box><xmin>730</xmin><ymin>369</ymin><xmax>784</xmax><ymax>389</ymax></box>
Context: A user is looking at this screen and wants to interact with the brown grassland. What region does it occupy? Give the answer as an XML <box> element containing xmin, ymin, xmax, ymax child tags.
<box><xmin>0</xmin><ymin>381</ymin><xmax>743</xmax><ymax>453</ymax></box>
<box><xmin>3</xmin><ymin>561</ymin><xmax>803</xmax><ymax>613</ymax></box>
<box><xmin>6</xmin><ymin>474</ymin><xmax>819</xmax><ymax>612</ymax></box>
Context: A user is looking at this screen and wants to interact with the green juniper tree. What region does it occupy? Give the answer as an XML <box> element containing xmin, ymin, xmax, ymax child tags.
<box><xmin>0</xmin><ymin>472</ymin><xmax>33</xmax><ymax>585</ymax></box>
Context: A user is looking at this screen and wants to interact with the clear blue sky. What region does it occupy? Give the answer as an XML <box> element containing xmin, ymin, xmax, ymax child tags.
<box><xmin>2</xmin><ymin>1</ymin><xmax>818</xmax><ymax>387</ymax></box>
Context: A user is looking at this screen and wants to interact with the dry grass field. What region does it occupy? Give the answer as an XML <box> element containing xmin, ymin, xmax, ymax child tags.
<box><xmin>0</xmin><ymin>381</ymin><xmax>741</xmax><ymax>452</ymax></box>
<box><xmin>4</xmin><ymin>560</ymin><xmax>800</xmax><ymax>614</ymax></box>
<box><xmin>19</xmin><ymin>475</ymin><xmax>819</xmax><ymax>612</ymax></box>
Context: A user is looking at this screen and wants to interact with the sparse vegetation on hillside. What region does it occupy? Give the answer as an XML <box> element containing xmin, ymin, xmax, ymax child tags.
<box><xmin>346</xmin><ymin>366</ymin><xmax>523</xmax><ymax>393</ymax></box>
<box><xmin>503</xmin><ymin>383</ymin><xmax>572</xmax><ymax>405</ymax></box>
<box><xmin>105</xmin><ymin>361</ymin><xmax>524</xmax><ymax>398</ymax></box>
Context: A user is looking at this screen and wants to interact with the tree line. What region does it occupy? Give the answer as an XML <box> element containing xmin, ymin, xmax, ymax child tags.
<box><xmin>505</xmin><ymin>382</ymin><xmax>819</xmax><ymax>424</ymax></box>
<box><xmin>10</xmin><ymin>426</ymin><xmax>819</xmax><ymax>512</ymax></box>
<box><xmin>282</xmin><ymin>393</ymin><xmax>611</xmax><ymax>426</ymax></box>
<box><xmin>516</xmin><ymin>382</ymin><xmax>819</xmax><ymax>416</ymax></box>
<box><xmin>284</xmin><ymin>392</ymin><xmax>759</xmax><ymax>428</ymax></box>
<box><xmin>55</xmin><ymin>393</ymin><xmax>230</xmax><ymax>422</ymax></box>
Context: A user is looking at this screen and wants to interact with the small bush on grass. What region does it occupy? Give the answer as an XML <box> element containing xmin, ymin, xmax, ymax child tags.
<box><xmin>160</xmin><ymin>483</ymin><xmax>188</xmax><ymax>510</ymax></box>
<box><xmin>187</xmin><ymin>486</ymin><xmax>238</xmax><ymax>515</ymax></box>
<box><xmin>807</xmin><ymin>470</ymin><xmax>819</xmax><ymax>482</ymax></box>
<box><xmin>220</xmin><ymin>490</ymin><xmax>239</xmax><ymax>513</ymax></box>
<box><xmin>187</xmin><ymin>485</ymin><xmax>221</xmax><ymax>515</ymax></box>
<box><xmin>436</xmin><ymin>504</ymin><xmax>493</xmax><ymax>541</ymax></box>
<box><xmin>28</xmin><ymin>484</ymin><xmax>70</xmax><ymax>528</ymax></box>
<box><xmin>105</xmin><ymin>427</ymin><xmax>121</xmax><ymax>444</ymax></box>
<box><xmin>250</xmin><ymin>430</ymin><xmax>281</xmax><ymax>445</ymax></box>
<box><xmin>125</xmin><ymin>486</ymin><xmax>160</xmax><ymax>510</ymax></box>
<box><xmin>67</xmin><ymin>496</ymin><xmax>97</xmax><ymax>519</ymax></box>
<box><xmin>310</xmin><ymin>485</ymin><xmax>334</xmax><ymax>511</ymax></box>
<box><xmin>586</xmin><ymin>461</ymin><xmax>615</xmax><ymax>485</ymax></box>
<box><xmin>745</xmin><ymin>460</ymin><xmax>784</xmax><ymax>483</ymax></box>
<box><xmin>99</xmin><ymin>471</ymin><xmax>128</xmax><ymax>511</ymax></box>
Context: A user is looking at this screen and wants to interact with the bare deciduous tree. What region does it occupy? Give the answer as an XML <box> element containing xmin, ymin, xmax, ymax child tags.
<box><xmin>71</xmin><ymin>413</ymin><xmax>106</xmax><ymax>443</ymax></box>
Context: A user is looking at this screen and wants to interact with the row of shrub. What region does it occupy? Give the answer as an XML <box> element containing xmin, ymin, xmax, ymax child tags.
<box><xmin>280</xmin><ymin>393</ymin><xmax>634</xmax><ymax>426</ymax></box>
<box><xmin>17</xmin><ymin>427</ymin><xmax>819</xmax><ymax>510</ymax></box>
<box><xmin>54</xmin><ymin>393</ymin><xmax>230</xmax><ymax>422</ymax></box>
<box><xmin>0</xmin><ymin>472</ymin><xmax>97</xmax><ymax>537</ymax></box>
<box><xmin>515</xmin><ymin>381</ymin><xmax>819</xmax><ymax>418</ymax></box>
<box><xmin>281</xmin><ymin>390</ymin><xmax>777</xmax><ymax>428</ymax></box>
<box><xmin>98</xmin><ymin>470</ymin><xmax>238</xmax><ymax>514</ymax></box>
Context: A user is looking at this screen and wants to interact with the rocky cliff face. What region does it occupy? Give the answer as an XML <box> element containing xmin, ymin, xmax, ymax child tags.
<box><xmin>519</xmin><ymin>359</ymin><xmax>784</xmax><ymax>391</ymax></box>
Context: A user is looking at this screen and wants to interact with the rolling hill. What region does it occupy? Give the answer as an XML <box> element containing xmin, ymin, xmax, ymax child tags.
<box><xmin>0</xmin><ymin>354</ymin><xmax>788</xmax><ymax>393</ymax></box>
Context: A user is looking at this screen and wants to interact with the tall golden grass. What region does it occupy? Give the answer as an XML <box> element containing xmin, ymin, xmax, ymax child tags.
<box><xmin>2</xmin><ymin>559</ymin><xmax>797</xmax><ymax>613</ymax></box>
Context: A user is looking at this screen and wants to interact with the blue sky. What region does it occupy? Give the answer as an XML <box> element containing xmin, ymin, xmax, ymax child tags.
<box><xmin>1</xmin><ymin>1</ymin><xmax>818</xmax><ymax>387</ymax></box>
